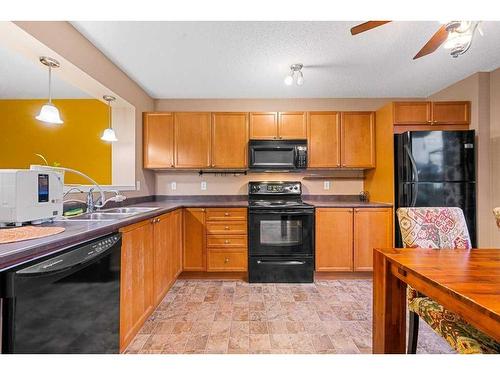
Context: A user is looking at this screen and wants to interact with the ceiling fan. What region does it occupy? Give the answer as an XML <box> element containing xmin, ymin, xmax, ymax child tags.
<box><xmin>350</xmin><ymin>21</ymin><xmax>481</xmax><ymax>59</ymax></box>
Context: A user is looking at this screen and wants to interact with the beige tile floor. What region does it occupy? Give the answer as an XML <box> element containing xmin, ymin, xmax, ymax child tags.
<box><xmin>125</xmin><ymin>279</ymin><xmax>455</xmax><ymax>354</ymax></box>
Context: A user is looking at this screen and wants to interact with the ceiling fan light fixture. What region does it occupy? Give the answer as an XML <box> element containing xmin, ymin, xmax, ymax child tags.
<box><xmin>284</xmin><ymin>63</ymin><xmax>304</xmax><ymax>86</ymax></box>
<box><xmin>296</xmin><ymin>71</ymin><xmax>304</xmax><ymax>86</ymax></box>
<box><xmin>284</xmin><ymin>72</ymin><xmax>294</xmax><ymax>86</ymax></box>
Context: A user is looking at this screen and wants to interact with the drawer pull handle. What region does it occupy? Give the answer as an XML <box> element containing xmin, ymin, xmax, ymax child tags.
<box><xmin>224</xmin><ymin>226</ymin><xmax>230</xmax><ymax>230</ymax></box>
<box><xmin>224</xmin><ymin>240</ymin><xmax>230</xmax><ymax>244</ymax></box>
<box><xmin>224</xmin><ymin>257</ymin><xmax>230</xmax><ymax>263</ymax></box>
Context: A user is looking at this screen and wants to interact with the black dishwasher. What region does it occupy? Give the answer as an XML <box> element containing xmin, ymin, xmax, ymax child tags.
<box><xmin>1</xmin><ymin>233</ymin><xmax>121</xmax><ymax>354</ymax></box>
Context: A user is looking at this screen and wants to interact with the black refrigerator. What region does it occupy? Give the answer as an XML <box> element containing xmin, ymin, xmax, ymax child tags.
<box><xmin>394</xmin><ymin>130</ymin><xmax>476</xmax><ymax>247</ymax></box>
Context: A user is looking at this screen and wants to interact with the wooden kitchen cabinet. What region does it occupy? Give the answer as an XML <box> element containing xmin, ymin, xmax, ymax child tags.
<box><xmin>153</xmin><ymin>213</ymin><xmax>172</xmax><ymax>305</ymax></box>
<box><xmin>211</xmin><ymin>112</ymin><xmax>248</xmax><ymax>168</ymax></box>
<box><xmin>307</xmin><ymin>112</ymin><xmax>341</xmax><ymax>168</ymax></box>
<box><xmin>432</xmin><ymin>101</ymin><xmax>470</xmax><ymax>125</ymax></box>
<box><xmin>170</xmin><ymin>209</ymin><xmax>183</xmax><ymax>281</ymax></box>
<box><xmin>174</xmin><ymin>112</ymin><xmax>211</xmax><ymax>168</ymax></box>
<box><xmin>249</xmin><ymin>112</ymin><xmax>278</xmax><ymax>139</ymax></box>
<box><xmin>393</xmin><ymin>102</ymin><xmax>432</xmax><ymax>125</ymax></box>
<box><xmin>353</xmin><ymin>207</ymin><xmax>393</xmax><ymax>271</ymax></box>
<box><xmin>341</xmin><ymin>112</ymin><xmax>376</xmax><ymax>168</ymax></box>
<box><xmin>278</xmin><ymin>112</ymin><xmax>307</xmax><ymax>139</ymax></box>
<box><xmin>143</xmin><ymin>112</ymin><xmax>174</xmax><ymax>169</ymax></box>
<box><xmin>315</xmin><ymin>208</ymin><xmax>353</xmax><ymax>271</ymax></box>
<box><xmin>119</xmin><ymin>220</ymin><xmax>155</xmax><ymax>351</ymax></box>
<box><xmin>183</xmin><ymin>208</ymin><xmax>206</xmax><ymax>271</ymax></box>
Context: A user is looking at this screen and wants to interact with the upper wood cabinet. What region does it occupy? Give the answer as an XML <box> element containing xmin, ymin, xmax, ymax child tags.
<box><xmin>341</xmin><ymin>112</ymin><xmax>376</xmax><ymax>168</ymax></box>
<box><xmin>183</xmin><ymin>208</ymin><xmax>206</xmax><ymax>271</ymax></box>
<box><xmin>315</xmin><ymin>208</ymin><xmax>353</xmax><ymax>271</ymax></box>
<box><xmin>249</xmin><ymin>112</ymin><xmax>278</xmax><ymax>139</ymax></box>
<box><xmin>393</xmin><ymin>102</ymin><xmax>431</xmax><ymax>125</ymax></box>
<box><xmin>353</xmin><ymin>207</ymin><xmax>393</xmax><ymax>272</ymax></box>
<box><xmin>393</xmin><ymin>101</ymin><xmax>470</xmax><ymax>125</ymax></box>
<box><xmin>307</xmin><ymin>112</ymin><xmax>341</xmax><ymax>168</ymax></box>
<box><xmin>143</xmin><ymin>113</ymin><xmax>174</xmax><ymax>169</ymax></box>
<box><xmin>278</xmin><ymin>112</ymin><xmax>307</xmax><ymax>139</ymax></box>
<box><xmin>432</xmin><ymin>101</ymin><xmax>470</xmax><ymax>125</ymax></box>
<box><xmin>174</xmin><ymin>112</ymin><xmax>211</xmax><ymax>168</ymax></box>
<box><xmin>249</xmin><ymin>112</ymin><xmax>306</xmax><ymax>139</ymax></box>
<box><xmin>211</xmin><ymin>113</ymin><xmax>248</xmax><ymax>168</ymax></box>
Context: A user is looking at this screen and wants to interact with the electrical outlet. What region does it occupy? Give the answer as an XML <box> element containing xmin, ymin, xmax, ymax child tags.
<box><xmin>136</xmin><ymin>180</ymin><xmax>141</xmax><ymax>191</ymax></box>
<box><xmin>201</xmin><ymin>181</ymin><xmax>207</xmax><ymax>191</ymax></box>
<box><xmin>171</xmin><ymin>182</ymin><xmax>177</xmax><ymax>191</ymax></box>
<box><xmin>323</xmin><ymin>181</ymin><xmax>331</xmax><ymax>190</ymax></box>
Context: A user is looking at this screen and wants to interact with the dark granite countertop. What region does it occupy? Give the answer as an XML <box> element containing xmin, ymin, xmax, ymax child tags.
<box><xmin>0</xmin><ymin>195</ymin><xmax>392</xmax><ymax>271</ymax></box>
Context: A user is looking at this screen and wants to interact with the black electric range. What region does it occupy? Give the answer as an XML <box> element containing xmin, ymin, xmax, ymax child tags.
<box><xmin>247</xmin><ymin>181</ymin><xmax>314</xmax><ymax>283</ymax></box>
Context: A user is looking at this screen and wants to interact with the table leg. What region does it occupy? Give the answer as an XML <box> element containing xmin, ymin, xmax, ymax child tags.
<box><xmin>373</xmin><ymin>250</ymin><xmax>407</xmax><ymax>353</ymax></box>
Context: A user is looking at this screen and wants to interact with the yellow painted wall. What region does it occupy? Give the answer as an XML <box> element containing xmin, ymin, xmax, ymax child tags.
<box><xmin>0</xmin><ymin>99</ymin><xmax>111</xmax><ymax>184</ymax></box>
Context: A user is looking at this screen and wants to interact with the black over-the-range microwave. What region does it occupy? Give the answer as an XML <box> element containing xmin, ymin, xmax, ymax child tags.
<box><xmin>248</xmin><ymin>140</ymin><xmax>307</xmax><ymax>170</ymax></box>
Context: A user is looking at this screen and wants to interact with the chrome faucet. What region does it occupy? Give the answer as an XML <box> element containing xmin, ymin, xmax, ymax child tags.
<box><xmin>86</xmin><ymin>188</ymin><xmax>98</xmax><ymax>213</ymax></box>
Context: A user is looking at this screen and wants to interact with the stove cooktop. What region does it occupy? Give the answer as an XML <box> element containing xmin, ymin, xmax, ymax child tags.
<box><xmin>248</xmin><ymin>199</ymin><xmax>313</xmax><ymax>209</ymax></box>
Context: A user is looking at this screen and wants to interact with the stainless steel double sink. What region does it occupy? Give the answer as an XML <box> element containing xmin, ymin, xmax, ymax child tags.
<box><xmin>55</xmin><ymin>207</ymin><xmax>160</xmax><ymax>222</ymax></box>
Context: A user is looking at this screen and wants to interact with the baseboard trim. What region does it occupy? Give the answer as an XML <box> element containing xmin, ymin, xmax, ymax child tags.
<box><xmin>179</xmin><ymin>271</ymin><xmax>248</xmax><ymax>280</ymax></box>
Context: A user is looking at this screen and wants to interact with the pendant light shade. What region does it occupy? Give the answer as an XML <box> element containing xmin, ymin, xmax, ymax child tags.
<box><xmin>36</xmin><ymin>57</ymin><xmax>63</xmax><ymax>125</ymax></box>
<box><xmin>101</xmin><ymin>95</ymin><xmax>118</xmax><ymax>142</ymax></box>
<box><xmin>36</xmin><ymin>103</ymin><xmax>63</xmax><ymax>124</ymax></box>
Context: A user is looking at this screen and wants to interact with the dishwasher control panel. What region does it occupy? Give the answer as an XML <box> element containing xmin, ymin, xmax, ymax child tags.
<box><xmin>16</xmin><ymin>233</ymin><xmax>121</xmax><ymax>275</ymax></box>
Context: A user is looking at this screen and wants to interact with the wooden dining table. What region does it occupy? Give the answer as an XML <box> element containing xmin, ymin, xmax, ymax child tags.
<box><xmin>372</xmin><ymin>248</ymin><xmax>500</xmax><ymax>353</ymax></box>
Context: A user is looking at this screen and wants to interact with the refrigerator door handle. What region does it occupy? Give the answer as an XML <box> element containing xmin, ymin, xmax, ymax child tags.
<box><xmin>404</xmin><ymin>145</ymin><xmax>419</xmax><ymax>206</ymax></box>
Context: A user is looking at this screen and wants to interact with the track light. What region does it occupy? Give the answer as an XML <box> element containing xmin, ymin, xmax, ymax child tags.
<box><xmin>283</xmin><ymin>63</ymin><xmax>304</xmax><ymax>86</ymax></box>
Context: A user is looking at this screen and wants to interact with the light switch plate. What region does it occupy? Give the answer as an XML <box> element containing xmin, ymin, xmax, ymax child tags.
<box><xmin>323</xmin><ymin>181</ymin><xmax>331</xmax><ymax>190</ymax></box>
<box><xmin>171</xmin><ymin>182</ymin><xmax>177</xmax><ymax>191</ymax></box>
<box><xmin>201</xmin><ymin>181</ymin><xmax>207</xmax><ymax>191</ymax></box>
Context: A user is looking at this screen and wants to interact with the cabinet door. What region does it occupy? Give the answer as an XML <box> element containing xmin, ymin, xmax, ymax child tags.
<box><xmin>353</xmin><ymin>208</ymin><xmax>393</xmax><ymax>271</ymax></box>
<box><xmin>174</xmin><ymin>112</ymin><xmax>211</xmax><ymax>168</ymax></box>
<box><xmin>341</xmin><ymin>112</ymin><xmax>376</xmax><ymax>168</ymax></box>
<box><xmin>153</xmin><ymin>213</ymin><xmax>172</xmax><ymax>305</ymax></box>
<box><xmin>183</xmin><ymin>208</ymin><xmax>206</xmax><ymax>271</ymax></box>
<box><xmin>432</xmin><ymin>101</ymin><xmax>470</xmax><ymax>125</ymax></box>
<box><xmin>307</xmin><ymin>112</ymin><xmax>341</xmax><ymax>168</ymax></box>
<box><xmin>172</xmin><ymin>209</ymin><xmax>183</xmax><ymax>279</ymax></box>
<box><xmin>249</xmin><ymin>112</ymin><xmax>278</xmax><ymax>139</ymax></box>
<box><xmin>315</xmin><ymin>208</ymin><xmax>353</xmax><ymax>271</ymax></box>
<box><xmin>278</xmin><ymin>112</ymin><xmax>307</xmax><ymax>139</ymax></box>
<box><xmin>120</xmin><ymin>220</ymin><xmax>154</xmax><ymax>351</ymax></box>
<box><xmin>393</xmin><ymin>102</ymin><xmax>432</xmax><ymax>125</ymax></box>
<box><xmin>143</xmin><ymin>113</ymin><xmax>174</xmax><ymax>169</ymax></box>
<box><xmin>211</xmin><ymin>112</ymin><xmax>248</xmax><ymax>168</ymax></box>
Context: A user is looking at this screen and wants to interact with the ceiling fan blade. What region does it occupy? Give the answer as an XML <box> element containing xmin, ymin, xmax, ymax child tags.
<box><xmin>350</xmin><ymin>21</ymin><xmax>391</xmax><ymax>35</ymax></box>
<box><xmin>413</xmin><ymin>25</ymin><xmax>449</xmax><ymax>59</ymax></box>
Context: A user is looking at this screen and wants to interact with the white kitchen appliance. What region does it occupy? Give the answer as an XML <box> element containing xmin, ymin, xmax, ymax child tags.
<box><xmin>0</xmin><ymin>169</ymin><xmax>64</xmax><ymax>226</ymax></box>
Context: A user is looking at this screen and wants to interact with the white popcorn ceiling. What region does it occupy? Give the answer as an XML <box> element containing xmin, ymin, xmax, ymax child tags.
<box><xmin>68</xmin><ymin>21</ymin><xmax>500</xmax><ymax>99</ymax></box>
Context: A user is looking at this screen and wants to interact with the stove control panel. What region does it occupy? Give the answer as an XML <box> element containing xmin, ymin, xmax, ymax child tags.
<box><xmin>249</xmin><ymin>181</ymin><xmax>302</xmax><ymax>195</ymax></box>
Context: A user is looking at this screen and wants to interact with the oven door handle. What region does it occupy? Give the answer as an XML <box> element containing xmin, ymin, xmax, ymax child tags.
<box><xmin>256</xmin><ymin>260</ymin><xmax>306</xmax><ymax>265</ymax></box>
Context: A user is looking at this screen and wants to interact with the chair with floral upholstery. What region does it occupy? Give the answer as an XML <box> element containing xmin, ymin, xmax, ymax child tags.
<box><xmin>396</xmin><ymin>207</ymin><xmax>500</xmax><ymax>354</ymax></box>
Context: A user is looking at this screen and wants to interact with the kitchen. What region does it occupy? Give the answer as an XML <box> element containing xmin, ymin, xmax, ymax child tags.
<box><xmin>1</xmin><ymin>8</ymin><xmax>500</xmax><ymax>368</ymax></box>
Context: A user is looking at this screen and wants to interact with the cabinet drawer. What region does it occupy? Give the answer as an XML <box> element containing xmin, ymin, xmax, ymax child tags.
<box><xmin>206</xmin><ymin>221</ymin><xmax>247</xmax><ymax>234</ymax></box>
<box><xmin>207</xmin><ymin>235</ymin><xmax>247</xmax><ymax>248</ymax></box>
<box><xmin>207</xmin><ymin>249</ymin><xmax>248</xmax><ymax>271</ymax></box>
<box><xmin>206</xmin><ymin>208</ymin><xmax>247</xmax><ymax>221</ymax></box>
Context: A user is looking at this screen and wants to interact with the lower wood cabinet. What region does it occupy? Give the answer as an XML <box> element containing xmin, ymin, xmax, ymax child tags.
<box><xmin>183</xmin><ymin>207</ymin><xmax>248</xmax><ymax>272</ymax></box>
<box><xmin>353</xmin><ymin>208</ymin><xmax>393</xmax><ymax>271</ymax></box>
<box><xmin>315</xmin><ymin>207</ymin><xmax>393</xmax><ymax>272</ymax></box>
<box><xmin>119</xmin><ymin>220</ymin><xmax>155</xmax><ymax>352</ymax></box>
<box><xmin>315</xmin><ymin>208</ymin><xmax>354</xmax><ymax>271</ymax></box>
<box><xmin>120</xmin><ymin>209</ymin><xmax>182</xmax><ymax>352</ymax></box>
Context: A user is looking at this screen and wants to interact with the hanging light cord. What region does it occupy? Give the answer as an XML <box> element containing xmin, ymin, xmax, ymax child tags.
<box><xmin>48</xmin><ymin>64</ymin><xmax>52</xmax><ymax>104</ymax></box>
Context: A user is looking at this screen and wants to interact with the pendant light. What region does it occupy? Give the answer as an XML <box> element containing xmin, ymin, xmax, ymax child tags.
<box><xmin>101</xmin><ymin>95</ymin><xmax>118</xmax><ymax>142</ymax></box>
<box><xmin>36</xmin><ymin>57</ymin><xmax>63</xmax><ymax>124</ymax></box>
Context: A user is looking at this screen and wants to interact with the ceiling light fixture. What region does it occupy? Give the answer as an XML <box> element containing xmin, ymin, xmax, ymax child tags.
<box><xmin>284</xmin><ymin>63</ymin><xmax>304</xmax><ymax>86</ymax></box>
<box><xmin>36</xmin><ymin>56</ymin><xmax>63</xmax><ymax>124</ymax></box>
<box><xmin>101</xmin><ymin>95</ymin><xmax>118</xmax><ymax>142</ymax></box>
<box><xmin>443</xmin><ymin>21</ymin><xmax>480</xmax><ymax>58</ymax></box>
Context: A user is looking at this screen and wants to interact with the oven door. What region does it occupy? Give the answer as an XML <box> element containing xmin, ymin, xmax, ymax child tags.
<box><xmin>249</xmin><ymin>209</ymin><xmax>314</xmax><ymax>257</ymax></box>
